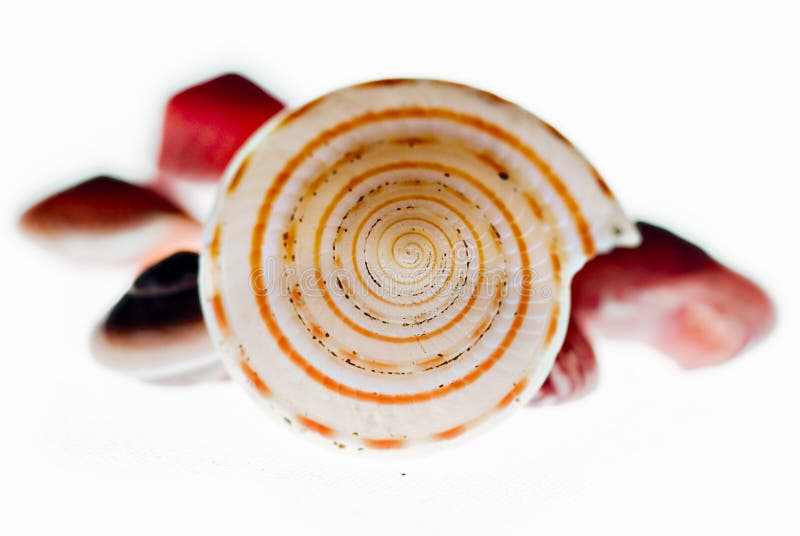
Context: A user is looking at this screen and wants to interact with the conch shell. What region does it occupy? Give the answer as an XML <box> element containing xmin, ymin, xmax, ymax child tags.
<box><xmin>200</xmin><ymin>79</ymin><xmax>640</xmax><ymax>450</ymax></box>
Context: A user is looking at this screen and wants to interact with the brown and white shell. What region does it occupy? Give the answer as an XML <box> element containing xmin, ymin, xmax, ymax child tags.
<box><xmin>199</xmin><ymin>79</ymin><xmax>640</xmax><ymax>451</ymax></box>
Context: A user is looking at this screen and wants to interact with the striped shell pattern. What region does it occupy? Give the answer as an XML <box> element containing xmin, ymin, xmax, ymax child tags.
<box><xmin>200</xmin><ymin>79</ymin><xmax>640</xmax><ymax>451</ymax></box>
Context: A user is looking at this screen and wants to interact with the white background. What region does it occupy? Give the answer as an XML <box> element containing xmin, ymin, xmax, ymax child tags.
<box><xmin>1</xmin><ymin>1</ymin><xmax>798</xmax><ymax>534</ymax></box>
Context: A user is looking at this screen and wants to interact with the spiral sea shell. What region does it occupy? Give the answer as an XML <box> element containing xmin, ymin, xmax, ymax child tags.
<box><xmin>200</xmin><ymin>79</ymin><xmax>640</xmax><ymax>451</ymax></box>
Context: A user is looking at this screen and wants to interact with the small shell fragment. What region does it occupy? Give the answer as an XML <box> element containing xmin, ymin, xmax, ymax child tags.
<box><xmin>91</xmin><ymin>251</ymin><xmax>224</xmax><ymax>383</ymax></box>
<box><xmin>19</xmin><ymin>176</ymin><xmax>200</xmax><ymax>265</ymax></box>
<box><xmin>531</xmin><ymin>319</ymin><xmax>598</xmax><ymax>405</ymax></box>
<box><xmin>201</xmin><ymin>79</ymin><xmax>639</xmax><ymax>451</ymax></box>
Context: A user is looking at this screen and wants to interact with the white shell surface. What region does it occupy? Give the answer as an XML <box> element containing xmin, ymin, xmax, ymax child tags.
<box><xmin>200</xmin><ymin>79</ymin><xmax>639</xmax><ymax>451</ymax></box>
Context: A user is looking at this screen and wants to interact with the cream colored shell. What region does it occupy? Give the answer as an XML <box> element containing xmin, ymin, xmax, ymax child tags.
<box><xmin>199</xmin><ymin>79</ymin><xmax>639</xmax><ymax>452</ymax></box>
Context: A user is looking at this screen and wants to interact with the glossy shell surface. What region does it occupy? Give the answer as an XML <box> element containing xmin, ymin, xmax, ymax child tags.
<box><xmin>200</xmin><ymin>79</ymin><xmax>639</xmax><ymax>451</ymax></box>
